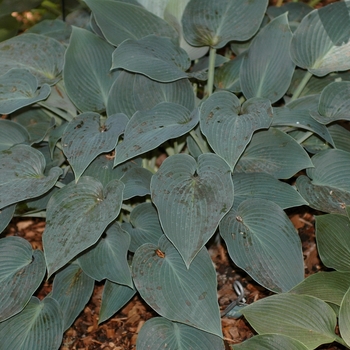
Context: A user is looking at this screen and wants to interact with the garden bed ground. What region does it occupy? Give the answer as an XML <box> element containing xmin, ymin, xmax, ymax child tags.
<box><xmin>3</xmin><ymin>207</ymin><xmax>345</xmax><ymax>350</ymax></box>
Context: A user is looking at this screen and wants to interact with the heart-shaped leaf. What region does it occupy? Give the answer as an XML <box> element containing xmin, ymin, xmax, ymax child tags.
<box><xmin>233</xmin><ymin>334</ymin><xmax>309</xmax><ymax>350</ymax></box>
<box><xmin>114</xmin><ymin>103</ymin><xmax>199</xmax><ymax>167</ymax></box>
<box><xmin>51</xmin><ymin>263</ymin><xmax>94</xmax><ymax>331</ymax></box>
<box><xmin>220</xmin><ymin>198</ymin><xmax>304</xmax><ymax>292</ymax></box>
<box><xmin>235</xmin><ymin>128</ymin><xmax>313</xmax><ymax>179</ymax></box>
<box><xmin>64</xmin><ymin>27</ymin><xmax>119</xmax><ymax>113</ymax></box>
<box><xmin>0</xmin><ymin>69</ymin><xmax>51</xmax><ymax>114</ymax></box>
<box><xmin>0</xmin><ymin>144</ymin><xmax>62</xmax><ymax>209</ymax></box>
<box><xmin>290</xmin><ymin>2</ymin><xmax>350</xmax><ymax>77</ymax></box>
<box><xmin>232</xmin><ymin>172</ymin><xmax>307</xmax><ymax>209</ymax></box>
<box><xmin>200</xmin><ymin>92</ymin><xmax>272</xmax><ymax>170</ymax></box>
<box><xmin>43</xmin><ymin>176</ymin><xmax>124</xmax><ymax>277</ymax></box>
<box><xmin>0</xmin><ymin>236</ymin><xmax>46</xmax><ymax>322</ymax></box>
<box><xmin>111</xmin><ymin>35</ymin><xmax>190</xmax><ymax>83</ymax></box>
<box><xmin>0</xmin><ymin>33</ymin><xmax>65</xmax><ymax>85</ymax></box>
<box><xmin>151</xmin><ymin>153</ymin><xmax>233</xmax><ymax>267</ymax></box>
<box><xmin>78</xmin><ymin>223</ymin><xmax>132</xmax><ymax>286</ymax></box>
<box><xmin>121</xmin><ymin>202</ymin><xmax>164</xmax><ymax>252</ymax></box>
<box><xmin>240</xmin><ymin>13</ymin><xmax>295</xmax><ymax>103</ymax></box>
<box><xmin>107</xmin><ymin>71</ymin><xmax>195</xmax><ymax>118</ymax></box>
<box><xmin>0</xmin><ymin>296</ymin><xmax>63</xmax><ymax>350</ymax></box>
<box><xmin>132</xmin><ymin>235</ymin><xmax>222</xmax><ymax>337</ymax></box>
<box><xmin>291</xmin><ymin>271</ymin><xmax>350</xmax><ymax>306</ymax></box>
<box><xmin>99</xmin><ymin>281</ymin><xmax>136</xmax><ymax>324</ymax></box>
<box><xmin>62</xmin><ymin>112</ymin><xmax>128</xmax><ymax>181</ymax></box>
<box><xmin>316</xmin><ymin>214</ymin><xmax>350</xmax><ymax>271</ymax></box>
<box><xmin>242</xmin><ymin>293</ymin><xmax>337</xmax><ymax>349</ymax></box>
<box><xmin>84</xmin><ymin>0</ymin><xmax>177</xmax><ymax>46</ymax></box>
<box><xmin>339</xmin><ymin>287</ymin><xmax>350</xmax><ymax>347</ymax></box>
<box><xmin>0</xmin><ymin>119</ymin><xmax>30</xmax><ymax>151</ymax></box>
<box><xmin>182</xmin><ymin>0</ymin><xmax>268</xmax><ymax>48</ymax></box>
<box><xmin>310</xmin><ymin>82</ymin><xmax>350</xmax><ymax>124</ymax></box>
<box><xmin>137</xmin><ymin>317</ymin><xmax>225</xmax><ymax>350</ymax></box>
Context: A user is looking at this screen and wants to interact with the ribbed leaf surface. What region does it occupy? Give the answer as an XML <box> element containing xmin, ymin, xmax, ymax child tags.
<box><xmin>151</xmin><ymin>153</ymin><xmax>234</xmax><ymax>267</ymax></box>
<box><xmin>137</xmin><ymin>317</ymin><xmax>225</xmax><ymax>350</ymax></box>
<box><xmin>132</xmin><ymin>235</ymin><xmax>222</xmax><ymax>337</ymax></box>
<box><xmin>0</xmin><ymin>119</ymin><xmax>30</xmax><ymax>151</ymax></box>
<box><xmin>339</xmin><ymin>287</ymin><xmax>350</xmax><ymax>347</ymax></box>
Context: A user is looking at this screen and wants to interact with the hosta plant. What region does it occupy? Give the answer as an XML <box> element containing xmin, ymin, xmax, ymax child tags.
<box><xmin>1</xmin><ymin>0</ymin><xmax>350</xmax><ymax>349</ymax></box>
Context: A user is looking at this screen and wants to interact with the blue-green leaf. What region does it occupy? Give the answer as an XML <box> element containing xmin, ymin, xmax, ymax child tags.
<box><xmin>0</xmin><ymin>296</ymin><xmax>63</xmax><ymax>350</ymax></box>
<box><xmin>316</xmin><ymin>214</ymin><xmax>350</xmax><ymax>271</ymax></box>
<box><xmin>200</xmin><ymin>92</ymin><xmax>272</xmax><ymax>170</ymax></box>
<box><xmin>0</xmin><ymin>69</ymin><xmax>51</xmax><ymax>114</ymax></box>
<box><xmin>63</xmin><ymin>27</ymin><xmax>119</xmax><ymax>113</ymax></box>
<box><xmin>232</xmin><ymin>172</ymin><xmax>307</xmax><ymax>209</ymax></box>
<box><xmin>137</xmin><ymin>317</ymin><xmax>225</xmax><ymax>350</ymax></box>
<box><xmin>0</xmin><ymin>236</ymin><xmax>46</xmax><ymax>322</ymax></box>
<box><xmin>107</xmin><ymin>71</ymin><xmax>195</xmax><ymax>118</ymax></box>
<box><xmin>220</xmin><ymin>198</ymin><xmax>304</xmax><ymax>292</ymax></box>
<box><xmin>0</xmin><ymin>33</ymin><xmax>65</xmax><ymax>85</ymax></box>
<box><xmin>62</xmin><ymin>112</ymin><xmax>128</xmax><ymax>181</ymax></box>
<box><xmin>151</xmin><ymin>153</ymin><xmax>233</xmax><ymax>267</ymax></box>
<box><xmin>121</xmin><ymin>167</ymin><xmax>152</xmax><ymax>200</ymax></box>
<box><xmin>182</xmin><ymin>0</ymin><xmax>268</xmax><ymax>48</ymax></box>
<box><xmin>84</xmin><ymin>0</ymin><xmax>177</xmax><ymax>46</ymax></box>
<box><xmin>290</xmin><ymin>1</ymin><xmax>350</xmax><ymax>77</ymax></box>
<box><xmin>0</xmin><ymin>204</ymin><xmax>15</xmax><ymax>234</ymax></box>
<box><xmin>235</xmin><ymin>128</ymin><xmax>313</xmax><ymax>179</ymax></box>
<box><xmin>114</xmin><ymin>103</ymin><xmax>199</xmax><ymax>167</ymax></box>
<box><xmin>99</xmin><ymin>281</ymin><xmax>136</xmax><ymax>324</ymax></box>
<box><xmin>0</xmin><ymin>119</ymin><xmax>30</xmax><ymax>151</ymax></box>
<box><xmin>0</xmin><ymin>144</ymin><xmax>62</xmax><ymax>209</ymax></box>
<box><xmin>51</xmin><ymin>263</ymin><xmax>94</xmax><ymax>331</ymax></box>
<box><xmin>111</xmin><ymin>35</ymin><xmax>190</xmax><ymax>83</ymax></box>
<box><xmin>78</xmin><ymin>223</ymin><xmax>132</xmax><ymax>286</ymax></box>
<box><xmin>43</xmin><ymin>177</ymin><xmax>124</xmax><ymax>277</ymax></box>
<box><xmin>121</xmin><ymin>202</ymin><xmax>164</xmax><ymax>252</ymax></box>
<box><xmin>240</xmin><ymin>13</ymin><xmax>295</xmax><ymax>103</ymax></box>
<box><xmin>132</xmin><ymin>235</ymin><xmax>222</xmax><ymax>337</ymax></box>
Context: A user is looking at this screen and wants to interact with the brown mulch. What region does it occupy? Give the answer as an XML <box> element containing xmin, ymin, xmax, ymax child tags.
<box><xmin>3</xmin><ymin>208</ymin><xmax>346</xmax><ymax>350</ymax></box>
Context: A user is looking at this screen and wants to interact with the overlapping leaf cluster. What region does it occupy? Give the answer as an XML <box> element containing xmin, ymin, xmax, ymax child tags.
<box><xmin>1</xmin><ymin>0</ymin><xmax>350</xmax><ymax>349</ymax></box>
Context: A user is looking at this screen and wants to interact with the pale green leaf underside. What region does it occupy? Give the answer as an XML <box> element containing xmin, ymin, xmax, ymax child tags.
<box><xmin>0</xmin><ymin>297</ymin><xmax>63</xmax><ymax>350</ymax></box>
<box><xmin>200</xmin><ymin>92</ymin><xmax>272</xmax><ymax>170</ymax></box>
<box><xmin>51</xmin><ymin>263</ymin><xmax>94</xmax><ymax>331</ymax></box>
<box><xmin>291</xmin><ymin>271</ymin><xmax>350</xmax><ymax>306</ymax></box>
<box><xmin>43</xmin><ymin>176</ymin><xmax>124</xmax><ymax>277</ymax></box>
<box><xmin>0</xmin><ymin>144</ymin><xmax>62</xmax><ymax>209</ymax></box>
<box><xmin>233</xmin><ymin>334</ymin><xmax>309</xmax><ymax>350</ymax></box>
<box><xmin>240</xmin><ymin>13</ymin><xmax>295</xmax><ymax>103</ymax></box>
<box><xmin>136</xmin><ymin>317</ymin><xmax>225</xmax><ymax>350</ymax></box>
<box><xmin>84</xmin><ymin>0</ymin><xmax>177</xmax><ymax>46</ymax></box>
<box><xmin>220</xmin><ymin>198</ymin><xmax>304</xmax><ymax>293</ymax></box>
<box><xmin>0</xmin><ymin>33</ymin><xmax>65</xmax><ymax>85</ymax></box>
<box><xmin>0</xmin><ymin>237</ymin><xmax>46</xmax><ymax>322</ymax></box>
<box><xmin>151</xmin><ymin>153</ymin><xmax>234</xmax><ymax>267</ymax></box>
<box><xmin>242</xmin><ymin>293</ymin><xmax>337</xmax><ymax>349</ymax></box>
<box><xmin>182</xmin><ymin>0</ymin><xmax>268</xmax><ymax>48</ymax></box>
<box><xmin>0</xmin><ymin>69</ymin><xmax>51</xmax><ymax>114</ymax></box>
<box><xmin>111</xmin><ymin>35</ymin><xmax>190</xmax><ymax>83</ymax></box>
<box><xmin>132</xmin><ymin>235</ymin><xmax>222</xmax><ymax>337</ymax></box>
<box><xmin>78</xmin><ymin>223</ymin><xmax>132</xmax><ymax>287</ymax></box>
<box><xmin>290</xmin><ymin>1</ymin><xmax>350</xmax><ymax>77</ymax></box>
